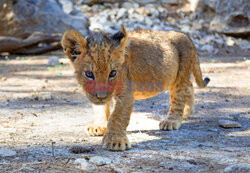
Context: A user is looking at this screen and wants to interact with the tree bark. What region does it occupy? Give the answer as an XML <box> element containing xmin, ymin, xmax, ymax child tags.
<box><xmin>0</xmin><ymin>32</ymin><xmax>62</xmax><ymax>54</ymax></box>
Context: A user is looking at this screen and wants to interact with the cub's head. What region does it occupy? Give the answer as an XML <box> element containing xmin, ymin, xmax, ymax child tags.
<box><xmin>61</xmin><ymin>26</ymin><xmax>129</xmax><ymax>105</ymax></box>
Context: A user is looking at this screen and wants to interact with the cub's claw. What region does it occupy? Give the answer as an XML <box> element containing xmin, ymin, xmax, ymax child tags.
<box><xmin>86</xmin><ymin>126</ymin><xmax>106</xmax><ymax>136</ymax></box>
<box><xmin>102</xmin><ymin>134</ymin><xmax>131</xmax><ymax>151</ymax></box>
<box><xmin>159</xmin><ymin>119</ymin><xmax>182</xmax><ymax>131</ymax></box>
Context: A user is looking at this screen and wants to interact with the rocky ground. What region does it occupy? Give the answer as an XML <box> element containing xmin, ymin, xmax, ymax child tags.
<box><xmin>76</xmin><ymin>0</ymin><xmax>250</xmax><ymax>56</ymax></box>
<box><xmin>0</xmin><ymin>51</ymin><xmax>249</xmax><ymax>172</ymax></box>
<box><xmin>1</xmin><ymin>0</ymin><xmax>249</xmax><ymax>55</ymax></box>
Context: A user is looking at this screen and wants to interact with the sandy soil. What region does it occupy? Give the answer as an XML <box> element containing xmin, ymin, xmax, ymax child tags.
<box><xmin>0</xmin><ymin>51</ymin><xmax>249</xmax><ymax>172</ymax></box>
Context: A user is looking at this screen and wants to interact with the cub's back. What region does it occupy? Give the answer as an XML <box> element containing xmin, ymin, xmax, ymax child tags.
<box><xmin>126</xmin><ymin>30</ymin><xmax>191</xmax><ymax>86</ymax></box>
<box><xmin>128</xmin><ymin>30</ymin><xmax>195</xmax><ymax>53</ymax></box>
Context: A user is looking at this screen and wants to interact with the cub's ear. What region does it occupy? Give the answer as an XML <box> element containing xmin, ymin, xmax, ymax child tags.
<box><xmin>110</xmin><ymin>25</ymin><xmax>128</xmax><ymax>51</ymax></box>
<box><xmin>61</xmin><ymin>30</ymin><xmax>87</xmax><ymax>62</ymax></box>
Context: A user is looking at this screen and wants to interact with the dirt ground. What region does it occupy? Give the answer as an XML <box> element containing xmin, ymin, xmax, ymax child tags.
<box><xmin>0</xmin><ymin>51</ymin><xmax>249</xmax><ymax>172</ymax></box>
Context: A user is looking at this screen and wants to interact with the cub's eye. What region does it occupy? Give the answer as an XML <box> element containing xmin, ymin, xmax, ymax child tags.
<box><xmin>84</xmin><ymin>71</ymin><xmax>95</xmax><ymax>80</ymax></box>
<box><xmin>109</xmin><ymin>70</ymin><xmax>117</xmax><ymax>79</ymax></box>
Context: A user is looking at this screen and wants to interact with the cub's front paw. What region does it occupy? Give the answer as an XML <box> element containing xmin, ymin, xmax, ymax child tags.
<box><xmin>102</xmin><ymin>133</ymin><xmax>131</xmax><ymax>151</ymax></box>
<box><xmin>86</xmin><ymin>126</ymin><xmax>106</xmax><ymax>136</ymax></box>
<box><xmin>159</xmin><ymin>117</ymin><xmax>182</xmax><ymax>131</ymax></box>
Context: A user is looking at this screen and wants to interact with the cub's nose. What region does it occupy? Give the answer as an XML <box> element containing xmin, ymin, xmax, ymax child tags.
<box><xmin>95</xmin><ymin>92</ymin><xmax>108</xmax><ymax>100</ymax></box>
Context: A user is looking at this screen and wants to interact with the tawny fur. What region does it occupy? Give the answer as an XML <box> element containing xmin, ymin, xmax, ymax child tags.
<box><xmin>61</xmin><ymin>26</ymin><xmax>210</xmax><ymax>151</ymax></box>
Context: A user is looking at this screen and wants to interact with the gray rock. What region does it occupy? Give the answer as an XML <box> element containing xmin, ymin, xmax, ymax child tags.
<box><xmin>224</xmin><ymin>164</ymin><xmax>250</xmax><ymax>173</ymax></box>
<box><xmin>192</xmin><ymin>0</ymin><xmax>249</xmax><ymax>36</ymax></box>
<box><xmin>152</xmin><ymin>25</ymin><xmax>163</xmax><ymax>30</ymax></box>
<box><xmin>161</xmin><ymin>0</ymin><xmax>179</xmax><ymax>5</ymax></box>
<box><xmin>153</xmin><ymin>18</ymin><xmax>161</xmax><ymax>24</ymax></box>
<box><xmin>59</xmin><ymin>0</ymin><xmax>75</xmax><ymax>14</ymax></box>
<box><xmin>209</xmin><ymin>0</ymin><xmax>250</xmax><ymax>36</ymax></box>
<box><xmin>144</xmin><ymin>17</ymin><xmax>154</xmax><ymax>26</ymax></box>
<box><xmin>0</xmin><ymin>0</ymin><xmax>89</xmax><ymax>38</ymax></box>
<box><xmin>190</xmin><ymin>0</ymin><xmax>216</xmax><ymax>13</ymax></box>
<box><xmin>41</xmin><ymin>93</ymin><xmax>53</xmax><ymax>100</ymax></box>
<box><xmin>235</xmin><ymin>39</ymin><xmax>250</xmax><ymax>50</ymax></box>
<box><xmin>214</xmin><ymin>33</ymin><xmax>225</xmax><ymax>46</ymax></box>
<box><xmin>0</xmin><ymin>148</ymin><xmax>16</xmax><ymax>157</ymax></box>
<box><xmin>226</xmin><ymin>37</ymin><xmax>235</xmax><ymax>46</ymax></box>
<box><xmin>133</xmin><ymin>13</ymin><xmax>145</xmax><ymax>21</ymax></box>
<box><xmin>180</xmin><ymin>24</ymin><xmax>191</xmax><ymax>33</ymax></box>
<box><xmin>122</xmin><ymin>2</ymin><xmax>139</xmax><ymax>9</ymax></box>
<box><xmin>219</xmin><ymin>120</ymin><xmax>242</xmax><ymax>128</ymax></box>
<box><xmin>204</xmin><ymin>35</ymin><xmax>215</xmax><ymax>44</ymax></box>
<box><xmin>200</xmin><ymin>44</ymin><xmax>214</xmax><ymax>54</ymax></box>
<box><xmin>116</xmin><ymin>8</ymin><xmax>128</xmax><ymax>20</ymax></box>
<box><xmin>92</xmin><ymin>4</ymin><xmax>105</xmax><ymax>11</ymax></box>
<box><xmin>80</xmin><ymin>4</ymin><xmax>90</xmax><ymax>13</ymax></box>
<box><xmin>89</xmin><ymin>156</ymin><xmax>112</xmax><ymax>166</ymax></box>
<box><xmin>145</xmin><ymin>4</ymin><xmax>159</xmax><ymax>17</ymax></box>
<box><xmin>47</xmin><ymin>56</ymin><xmax>59</xmax><ymax>66</ymax></box>
<box><xmin>74</xmin><ymin>158</ymin><xmax>94</xmax><ymax>171</ymax></box>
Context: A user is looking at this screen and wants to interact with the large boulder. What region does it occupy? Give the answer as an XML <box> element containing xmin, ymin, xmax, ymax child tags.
<box><xmin>202</xmin><ymin>0</ymin><xmax>249</xmax><ymax>37</ymax></box>
<box><xmin>0</xmin><ymin>0</ymin><xmax>89</xmax><ymax>38</ymax></box>
<box><xmin>0</xmin><ymin>0</ymin><xmax>89</xmax><ymax>54</ymax></box>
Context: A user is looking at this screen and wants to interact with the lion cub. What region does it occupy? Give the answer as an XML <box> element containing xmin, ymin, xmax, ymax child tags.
<box><xmin>61</xmin><ymin>25</ymin><xmax>210</xmax><ymax>151</ymax></box>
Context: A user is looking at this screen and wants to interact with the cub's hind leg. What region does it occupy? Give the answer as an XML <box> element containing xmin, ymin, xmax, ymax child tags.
<box><xmin>86</xmin><ymin>101</ymin><xmax>111</xmax><ymax>136</ymax></box>
<box><xmin>183</xmin><ymin>82</ymin><xmax>194</xmax><ymax>120</ymax></box>
<box><xmin>159</xmin><ymin>82</ymin><xmax>188</xmax><ymax>131</ymax></box>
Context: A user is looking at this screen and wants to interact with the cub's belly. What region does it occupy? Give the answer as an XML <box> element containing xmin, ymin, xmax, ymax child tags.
<box><xmin>129</xmin><ymin>81</ymin><xmax>169</xmax><ymax>100</ymax></box>
<box><xmin>133</xmin><ymin>91</ymin><xmax>166</xmax><ymax>100</ymax></box>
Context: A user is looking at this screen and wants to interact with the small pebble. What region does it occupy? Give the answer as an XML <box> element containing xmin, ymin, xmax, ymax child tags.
<box><xmin>208</xmin><ymin>128</ymin><xmax>218</xmax><ymax>132</ymax></box>
<box><xmin>47</xmin><ymin>56</ymin><xmax>59</xmax><ymax>66</ymax></box>
<box><xmin>74</xmin><ymin>158</ymin><xmax>94</xmax><ymax>171</ymax></box>
<box><xmin>41</xmin><ymin>93</ymin><xmax>53</xmax><ymax>100</ymax></box>
<box><xmin>218</xmin><ymin>120</ymin><xmax>242</xmax><ymax>128</ymax></box>
<box><xmin>89</xmin><ymin>156</ymin><xmax>112</xmax><ymax>166</ymax></box>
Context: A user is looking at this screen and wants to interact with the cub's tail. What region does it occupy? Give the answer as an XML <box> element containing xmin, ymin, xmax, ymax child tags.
<box><xmin>193</xmin><ymin>54</ymin><xmax>210</xmax><ymax>88</ymax></box>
